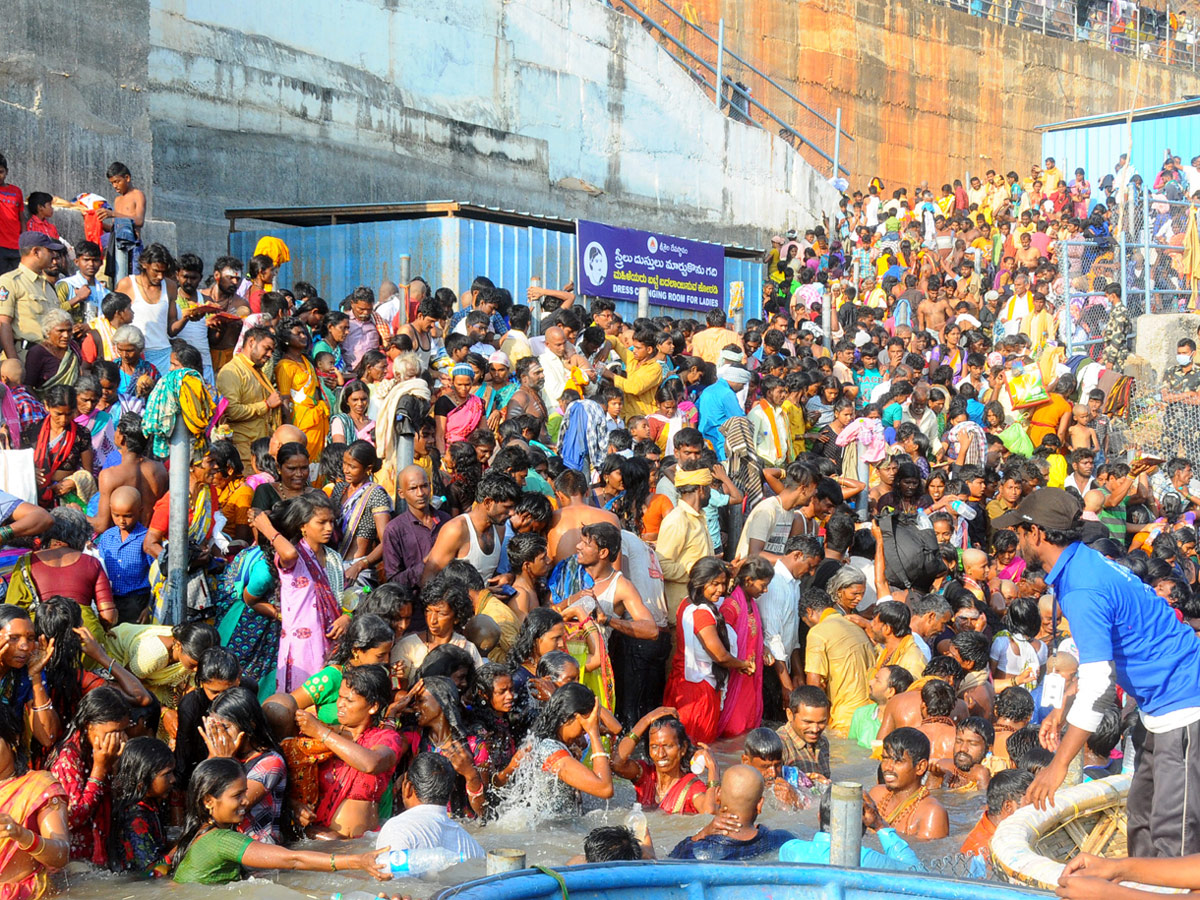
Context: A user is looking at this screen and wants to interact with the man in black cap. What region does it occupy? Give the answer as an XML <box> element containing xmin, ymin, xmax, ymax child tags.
<box><xmin>998</xmin><ymin>488</ymin><xmax>1200</xmax><ymax>858</ymax></box>
<box><xmin>0</xmin><ymin>231</ymin><xmax>65</xmax><ymax>362</ymax></box>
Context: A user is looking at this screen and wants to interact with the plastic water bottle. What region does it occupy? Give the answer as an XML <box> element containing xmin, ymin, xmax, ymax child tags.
<box><xmin>690</xmin><ymin>756</ymin><xmax>707</xmax><ymax>776</ymax></box>
<box><xmin>624</xmin><ymin>803</ymin><xmax>648</xmax><ymax>841</ymax></box>
<box><xmin>375</xmin><ymin>847</ymin><xmax>464</xmax><ymax>876</ymax></box>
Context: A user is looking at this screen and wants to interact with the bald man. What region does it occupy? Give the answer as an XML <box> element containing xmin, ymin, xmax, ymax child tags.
<box><xmin>538</xmin><ymin>325</ymin><xmax>587</xmax><ymax>408</ymax></box>
<box><xmin>668</xmin><ymin>765</ymin><xmax>797</xmax><ymax>860</ymax></box>
<box><xmin>269</xmin><ymin>424</ymin><xmax>306</xmax><ymax>458</ymax></box>
<box><xmin>382</xmin><ymin>464</ymin><xmax>450</xmax><ymax>591</ymax></box>
<box><xmin>91</xmin><ymin>411</ymin><xmax>168</xmax><ymax>533</ymax></box>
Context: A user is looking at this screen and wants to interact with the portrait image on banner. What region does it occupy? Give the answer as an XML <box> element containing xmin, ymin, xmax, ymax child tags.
<box><xmin>576</xmin><ymin>220</ymin><xmax>725</xmax><ymax>312</ymax></box>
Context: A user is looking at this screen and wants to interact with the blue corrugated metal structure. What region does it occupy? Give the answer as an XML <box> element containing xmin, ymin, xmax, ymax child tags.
<box><xmin>227</xmin><ymin>201</ymin><xmax>765</xmax><ymax>322</ymax></box>
<box><xmin>1039</xmin><ymin>99</ymin><xmax>1200</xmax><ymax>187</ymax></box>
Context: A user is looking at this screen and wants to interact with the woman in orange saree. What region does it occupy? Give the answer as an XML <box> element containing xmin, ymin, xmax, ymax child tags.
<box><xmin>0</xmin><ymin>737</ymin><xmax>70</xmax><ymax>900</ymax></box>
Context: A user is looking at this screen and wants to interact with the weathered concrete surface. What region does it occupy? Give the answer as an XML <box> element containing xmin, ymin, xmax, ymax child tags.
<box><xmin>0</xmin><ymin>0</ymin><xmax>154</xmax><ymax>227</ymax></box>
<box><xmin>684</xmin><ymin>0</ymin><xmax>1200</xmax><ymax>191</ymax></box>
<box><xmin>148</xmin><ymin>0</ymin><xmax>840</xmax><ymax>260</ymax></box>
<box><xmin>1135</xmin><ymin>312</ymin><xmax>1200</xmax><ymax>383</ymax></box>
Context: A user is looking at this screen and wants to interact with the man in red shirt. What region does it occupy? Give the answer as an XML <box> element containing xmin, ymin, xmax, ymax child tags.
<box><xmin>0</xmin><ymin>154</ymin><xmax>25</xmax><ymax>274</ymax></box>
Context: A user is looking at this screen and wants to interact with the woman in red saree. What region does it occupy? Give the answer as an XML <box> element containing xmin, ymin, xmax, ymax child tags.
<box><xmin>0</xmin><ymin>736</ymin><xmax>70</xmax><ymax>900</ymax></box>
<box><xmin>434</xmin><ymin>365</ymin><xmax>484</xmax><ymax>454</ymax></box>
<box><xmin>612</xmin><ymin>709</ymin><xmax>718</xmax><ymax>815</ymax></box>
<box><xmin>290</xmin><ymin>664</ymin><xmax>403</xmax><ymax>839</ymax></box>
<box><xmin>716</xmin><ymin>558</ymin><xmax>775</xmax><ymax>738</ymax></box>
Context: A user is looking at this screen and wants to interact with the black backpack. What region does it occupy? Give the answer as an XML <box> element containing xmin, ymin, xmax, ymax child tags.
<box><xmin>877</xmin><ymin>512</ymin><xmax>945</xmax><ymax>593</ymax></box>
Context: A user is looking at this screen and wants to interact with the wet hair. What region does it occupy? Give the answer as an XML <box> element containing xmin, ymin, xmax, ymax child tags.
<box><xmin>508</xmin><ymin>531</ymin><xmax>548</xmax><ymax>574</ymax></box>
<box><xmin>208</xmin><ymin>439</ymin><xmax>244</xmax><ymax>477</ymax></box>
<box><xmin>788</xmin><ymin>684</ymin><xmax>831</xmax><ymax>712</ymax></box>
<box><xmin>508</xmin><ymin>607</ymin><xmax>564</xmax><ymax>667</ymax></box>
<box><xmin>534</xmin><ymin>649</ymin><xmax>579</xmax><ymax>682</ymax></box>
<box><xmin>921</xmin><ymin>655</ymin><xmax>964</xmax><ymax>684</ymax></box>
<box><xmin>405</xmin><ymin>752</ymin><xmax>456</xmax><ymax>806</ymax></box>
<box><xmin>419</xmin><ymin>674</ymin><xmax>471</xmax><ymax>741</ymax></box>
<box><xmin>196</xmin><ymin>647</ymin><xmax>241</xmax><ymax>686</ymax></box>
<box><xmin>995</xmin><ymin>685</ymin><xmax>1035</xmax><ymax>724</ymax></box>
<box><xmin>476</xmin><ymin>470</ymin><xmax>522</xmax><ymax>505</ymax></box>
<box><xmin>108</xmin><ymin>736</ymin><xmax>174</xmax><ymax>871</ymax></box>
<box><xmin>1006</xmin><ymin>724</ymin><xmax>1044</xmax><ymax>766</ymax></box>
<box><xmin>874</xmin><ymin>600</ymin><xmax>912</xmax><ymax>638</ymax></box>
<box><xmin>418</xmin><ymin>644</ymin><xmax>478</xmax><ymax>695</ymax></box>
<box><xmin>986</xmin><ymin>768</ymin><xmax>1034</xmax><ymax>817</ymax></box>
<box><xmin>532</xmin><ymin>681</ymin><xmax>596</xmax><ymax>741</ymax></box>
<box><xmin>341</xmin><ymin>663</ymin><xmax>392</xmax><ymax>725</ymax></box>
<box><xmin>959</xmin><ymin>715</ymin><xmax>995</xmax><ymax>747</ymax></box>
<box><xmin>1004</xmin><ymin>595</ymin><xmax>1041</xmax><ymax>641</ymax></box>
<box><xmin>882</xmin><ymin>664</ymin><xmax>914</xmax><ymax>694</ymax></box>
<box><xmin>209</xmin><ymin>686</ymin><xmax>283</xmax><ymax>760</ymax></box>
<box><xmin>921</xmin><ymin>679</ymin><xmax>956</xmax><ymax>718</ymax></box>
<box><xmin>329</xmin><ymin>613</ymin><xmax>394</xmax><ymax>666</ymax></box>
<box><xmin>355</xmin><ymin>583</ymin><xmax>415</xmax><ymax>630</ymax></box>
<box><xmin>882</xmin><ymin>726</ymin><xmax>931</xmax><ymax>765</ymax></box>
<box><xmin>171</xmin><ymin>758</ymin><xmax>246</xmax><ymax>874</ymax></box>
<box><xmin>584</xmin><ymin>826</ymin><xmax>641</xmax><ymax>862</ymax></box>
<box><xmin>34</xmin><ymin>597</ymin><xmax>86</xmax><ymax>722</ymax></box>
<box><xmin>1086</xmin><ymin>705</ymin><xmax>1124</xmax><ymax>759</ymax></box>
<box><xmin>743</xmin><ymin>727</ymin><xmax>784</xmax><ymax>762</ymax></box>
<box><xmin>172</xmin><ymin>621</ymin><xmax>219</xmax><ymax>663</ymax></box>
<box><xmin>951</xmin><ymin>631</ymin><xmax>991</xmax><ymax>671</ymax></box>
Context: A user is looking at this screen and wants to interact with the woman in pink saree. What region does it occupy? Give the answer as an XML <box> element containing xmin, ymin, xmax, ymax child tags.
<box><xmin>716</xmin><ymin>558</ymin><xmax>774</xmax><ymax>738</ymax></box>
<box><xmin>251</xmin><ymin>494</ymin><xmax>346</xmax><ymax>694</ymax></box>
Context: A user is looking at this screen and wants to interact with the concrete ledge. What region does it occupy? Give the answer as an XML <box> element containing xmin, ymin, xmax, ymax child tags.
<box><xmin>1134</xmin><ymin>313</ymin><xmax>1200</xmax><ymax>384</ymax></box>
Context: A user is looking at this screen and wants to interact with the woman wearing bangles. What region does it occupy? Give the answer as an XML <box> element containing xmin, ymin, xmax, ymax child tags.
<box><xmin>611</xmin><ymin>707</ymin><xmax>719</xmax><ymax>815</ymax></box>
<box><xmin>170</xmin><ymin>757</ymin><xmax>387</xmax><ymax>884</ymax></box>
<box><xmin>519</xmin><ymin>682</ymin><xmax>614</xmax><ymax>819</ymax></box>
<box><xmin>0</xmin><ymin>735</ymin><xmax>70</xmax><ymax>900</ymax></box>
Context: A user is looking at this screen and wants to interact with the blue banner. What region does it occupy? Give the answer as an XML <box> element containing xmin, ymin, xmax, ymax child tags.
<box><xmin>576</xmin><ymin>219</ymin><xmax>725</xmax><ymax>312</ymax></box>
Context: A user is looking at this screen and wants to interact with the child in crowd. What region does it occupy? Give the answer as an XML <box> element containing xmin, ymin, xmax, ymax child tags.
<box><xmin>1066</xmin><ymin>403</ymin><xmax>1099</xmax><ymax>453</ymax></box>
<box><xmin>108</xmin><ymin>736</ymin><xmax>175</xmax><ymax>873</ymax></box>
<box><xmin>95</xmin><ymin>485</ymin><xmax>153</xmax><ymax>624</ymax></box>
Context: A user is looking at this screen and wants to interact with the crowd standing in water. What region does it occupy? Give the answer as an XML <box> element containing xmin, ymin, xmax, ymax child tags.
<box><xmin>0</xmin><ymin>150</ymin><xmax>1200</xmax><ymax>899</ymax></box>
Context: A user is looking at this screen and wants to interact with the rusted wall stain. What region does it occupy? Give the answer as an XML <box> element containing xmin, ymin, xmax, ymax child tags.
<box><xmin>672</xmin><ymin>0</ymin><xmax>1200</xmax><ymax>188</ymax></box>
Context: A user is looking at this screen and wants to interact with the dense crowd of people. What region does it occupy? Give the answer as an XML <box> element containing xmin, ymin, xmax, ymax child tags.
<box><xmin>0</xmin><ymin>146</ymin><xmax>1198</xmax><ymax>899</ymax></box>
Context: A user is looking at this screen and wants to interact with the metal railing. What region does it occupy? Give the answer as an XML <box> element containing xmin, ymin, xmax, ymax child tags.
<box><xmin>922</xmin><ymin>0</ymin><xmax>1200</xmax><ymax>71</ymax></box>
<box><xmin>608</xmin><ymin>0</ymin><xmax>851</xmax><ymax>177</ymax></box>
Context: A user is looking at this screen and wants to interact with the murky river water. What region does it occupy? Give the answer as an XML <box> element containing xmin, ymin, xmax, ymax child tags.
<box><xmin>58</xmin><ymin>734</ymin><xmax>988</xmax><ymax>900</ymax></box>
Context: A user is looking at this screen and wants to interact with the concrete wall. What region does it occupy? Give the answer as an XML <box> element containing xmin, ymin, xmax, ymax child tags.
<box><xmin>0</xmin><ymin>0</ymin><xmax>154</xmax><ymax>232</ymax></box>
<box><xmin>148</xmin><ymin>0</ymin><xmax>839</xmax><ymax>262</ymax></box>
<box><xmin>685</xmin><ymin>0</ymin><xmax>1200</xmax><ymax>191</ymax></box>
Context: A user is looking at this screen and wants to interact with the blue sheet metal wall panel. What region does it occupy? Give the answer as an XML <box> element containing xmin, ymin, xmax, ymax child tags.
<box><xmin>231</xmin><ymin>218</ymin><xmax>763</xmax><ymax>322</ymax></box>
<box><xmin>1041</xmin><ymin>108</ymin><xmax>1200</xmax><ymax>192</ymax></box>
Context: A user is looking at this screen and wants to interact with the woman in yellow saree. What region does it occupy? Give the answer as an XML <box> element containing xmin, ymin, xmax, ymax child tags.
<box><xmin>273</xmin><ymin>317</ymin><xmax>329</xmax><ymax>462</ymax></box>
<box><xmin>0</xmin><ymin>736</ymin><xmax>70</xmax><ymax>900</ymax></box>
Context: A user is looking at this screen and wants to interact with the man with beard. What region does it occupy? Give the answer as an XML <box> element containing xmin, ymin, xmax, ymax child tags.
<box><xmin>422</xmin><ymin>471</ymin><xmax>521</xmax><ymax>584</ymax></box>
<box><xmin>932</xmin><ymin>716</ymin><xmax>993</xmax><ymax>790</ymax></box>
<box><xmin>1001</xmin><ymin>488</ymin><xmax>1200</xmax><ymax>857</ymax></box>
<box><xmin>506</xmin><ymin>356</ymin><xmax>550</xmax><ymax>445</ymax></box>
<box><xmin>215</xmin><ymin>325</ymin><xmax>281</xmax><ymax>464</ymax></box>
<box><xmin>200</xmin><ymin>255</ymin><xmax>247</xmax><ymax>373</ymax></box>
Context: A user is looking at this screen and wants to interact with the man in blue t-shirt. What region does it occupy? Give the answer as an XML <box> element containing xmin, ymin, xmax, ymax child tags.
<box><xmin>998</xmin><ymin>489</ymin><xmax>1200</xmax><ymax>857</ymax></box>
<box><xmin>669</xmin><ymin>765</ymin><xmax>795</xmax><ymax>860</ymax></box>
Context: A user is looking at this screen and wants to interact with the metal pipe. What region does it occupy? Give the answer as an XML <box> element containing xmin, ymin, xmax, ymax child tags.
<box><xmin>829</xmin><ymin>781</ymin><xmax>864</xmax><ymax>867</ymax></box>
<box><xmin>165</xmin><ymin>415</ymin><xmax>190</xmax><ymax>626</ymax></box>
<box><xmin>529</xmin><ymin>275</ymin><xmax>543</xmax><ymax>336</ymax></box>
<box><xmin>398</xmin><ymin>254</ymin><xmax>411</xmax><ymax>325</ymax></box>
<box><xmin>1142</xmin><ymin>185</ymin><xmax>1152</xmax><ymax>316</ymax></box>
<box><xmin>1119</xmin><ymin>232</ymin><xmax>1129</xmax><ymax>338</ymax></box>
<box><xmin>715</xmin><ymin>18</ymin><xmax>724</xmax><ymax>110</ymax></box>
<box><xmin>638</xmin><ymin>285</ymin><xmax>650</xmax><ymax>320</ymax></box>
<box><xmin>832</xmin><ymin>108</ymin><xmax>842</xmax><ymax>180</ymax></box>
<box><xmin>1060</xmin><ymin>244</ymin><xmax>1073</xmax><ymax>357</ymax></box>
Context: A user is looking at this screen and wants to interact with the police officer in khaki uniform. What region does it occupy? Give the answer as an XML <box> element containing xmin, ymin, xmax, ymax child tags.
<box><xmin>0</xmin><ymin>231</ymin><xmax>64</xmax><ymax>362</ymax></box>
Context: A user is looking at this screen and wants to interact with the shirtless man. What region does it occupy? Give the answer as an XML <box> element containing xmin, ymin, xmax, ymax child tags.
<box><xmin>546</xmin><ymin>468</ymin><xmax>619</xmax><ymax>562</ymax></box>
<box><xmin>559</xmin><ymin>522</ymin><xmax>657</xmax><ymax>640</ymax></box>
<box><xmin>99</xmin><ymin>162</ymin><xmax>145</xmax><ymax>242</ymax></box>
<box><xmin>917</xmin><ymin>288</ymin><xmax>952</xmax><ymax>336</ymax></box>
<box><xmin>917</xmin><ymin>680</ymin><xmax>958</xmax><ymax>762</ymax></box>
<box><xmin>869</xmin><ymin>727</ymin><xmax>949</xmax><ymax>840</ymax></box>
<box><xmin>90</xmin><ymin>412</ymin><xmax>168</xmax><ymax>532</ymax></box>
<box><xmin>201</xmin><ymin>255</ymin><xmax>248</xmax><ymax>373</ymax></box>
<box><xmin>876</xmin><ymin>656</ymin><xmax>966</xmax><ymax>743</ymax></box>
<box><xmin>506</xmin><ymin>357</ymin><xmax>550</xmax><ymax>444</ymax></box>
<box><xmin>931</xmin><ymin>717</ymin><xmax>993</xmax><ymax>791</ymax></box>
<box><xmin>948</xmin><ymin>631</ymin><xmax>995</xmax><ymax>720</ymax></box>
<box><xmin>985</xmin><ymin>685</ymin><xmax>1035</xmax><ymax>774</ymax></box>
<box><xmin>269</xmin><ymin>424</ymin><xmax>307</xmax><ymax>459</ymax></box>
<box><xmin>422</xmin><ymin>470</ymin><xmax>521</xmax><ymax>584</ymax></box>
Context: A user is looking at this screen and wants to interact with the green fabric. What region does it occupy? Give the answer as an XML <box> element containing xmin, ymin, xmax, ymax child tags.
<box><xmin>301</xmin><ymin>665</ymin><xmax>343</xmax><ymax>725</ymax></box>
<box><xmin>1097</xmin><ymin>489</ymin><xmax>1127</xmax><ymax>540</ymax></box>
<box><xmin>848</xmin><ymin>703</ymin><xmax>882</xmax><ymax>751</ymax></box>
<box><xmin>174</xmin><ymin>828</ymin><xmax>253</xmax><ymax>884</ymax></box>
<box><xmin>525</xmin><ymin>470</ymin><xmax>555</xmax><ymax>499</ymax></box>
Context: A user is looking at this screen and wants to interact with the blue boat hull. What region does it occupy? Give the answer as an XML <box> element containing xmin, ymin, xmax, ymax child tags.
<box><xmin>433</xmin><ymin>861</ymin><xmax>1053</xmax><ymax>900</ymax></box>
